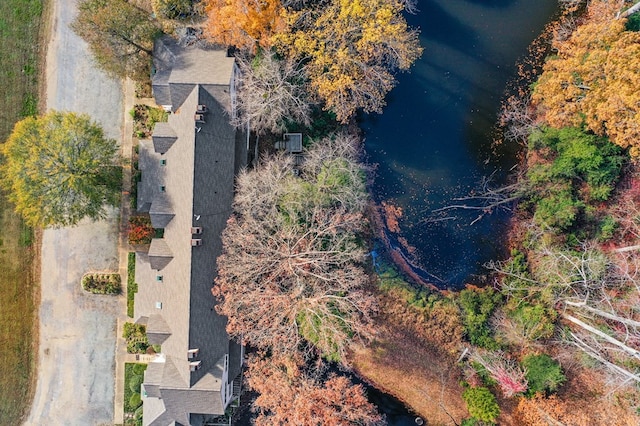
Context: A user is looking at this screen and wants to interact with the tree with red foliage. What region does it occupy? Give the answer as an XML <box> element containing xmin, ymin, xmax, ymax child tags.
<box><xmin>471</xmin><ymin>350</ymin><xmax>528</xmax><ymax>398</ymax></box>
<box><xmin>246</xmin><ymin>354</ymin><xmax>384</xmax><ymax>426</ymax></box>
<box><xmin>128</xmin><ymin>215</ymin><xmax>154</xmax><ymax>245</ymax></box>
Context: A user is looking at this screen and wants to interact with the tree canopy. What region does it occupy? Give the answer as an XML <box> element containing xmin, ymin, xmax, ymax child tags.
<box><xmin>203</xmin><ymin>0</ymin><xmax>422</xmax><ymax>123</ymax></box>
<box><xmin>1</xmin><ymin>111</ymin><xmax>121</xmax><ymax>227</ymax></box>
<box><xmin>213</xmin><ymin>134</ymin><xmax>375</xmax><ymax>361</ymax></box>
<box><xmin>274</xmin><ymin>0</ymin><xmax>422</xmax><ymax>122</ymax></box>
<box><xmin>532</xmin><ymin>1</ymin><xmax>640</xmax><ymax>155</ymax></box>
<box><xmin>151</xmin><ymin>0</ymin><xmax>193</xmax><ymax>20</ymax></box>
<box><xmin>204</xmin><ymin>0</ymin><xmax>285</xmax><ymax>51</ymax></box>
<box><xmin>247</xmin><ymin>354</ymin><xmax>384</xmax><ymax>426</ymax></box>
<box><xmin>72</xmin><ymin>0</ymin><xmax>160</xmax><ymax>80</ymax></box>
<box><xmin>526</xmin><ymin>126</ymin><xmax>624</xmax><ymax>231</ymax></box>
<box><xmin>232</xmin><ymin>52</ymin><xmax>312</xmax><ymax>134</ymax></box>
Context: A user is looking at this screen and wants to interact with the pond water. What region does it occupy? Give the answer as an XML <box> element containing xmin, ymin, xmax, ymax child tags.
<box><xmin>362</xmin><ymin>0</ymin><xmax>559</xmax><ymax>288</ymax></box>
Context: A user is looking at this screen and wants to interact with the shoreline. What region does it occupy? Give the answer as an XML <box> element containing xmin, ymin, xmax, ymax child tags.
<box><xmin>367</xmin><ymin>8</ymin><xmax>562</xmax><ymax>295</ymax></box>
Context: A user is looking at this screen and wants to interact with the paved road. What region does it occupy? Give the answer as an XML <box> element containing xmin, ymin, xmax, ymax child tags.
<box><xmin>25</xmin><ymin>0</ymin><xmax>125</xmax><ymax>424</ymax></box>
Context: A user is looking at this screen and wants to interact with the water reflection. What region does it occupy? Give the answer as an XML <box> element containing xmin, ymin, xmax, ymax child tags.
<box><xmin>363</xmin><ymin>0</ymin><xmax>558</xmax><ymax>287</ymax></box>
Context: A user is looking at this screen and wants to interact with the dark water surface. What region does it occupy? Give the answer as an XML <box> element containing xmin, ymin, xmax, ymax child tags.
<box><xmin>363</xmin><ymin>0</ymin><xmax>558</xmax><ymax>288</ymax></box>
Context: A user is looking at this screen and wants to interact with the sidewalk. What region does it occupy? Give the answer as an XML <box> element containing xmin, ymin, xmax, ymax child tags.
<box><xmin>114</xmin><ymin>77</ymin><xmax>136</xmax><ymax>425</ymax></box>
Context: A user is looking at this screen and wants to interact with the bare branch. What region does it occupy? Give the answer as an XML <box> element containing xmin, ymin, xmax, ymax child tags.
<box><xmin>214</xmin><ymin>134</ymin><xmax>376</xmax><ymax>361</ymax></box>
<box><xmin>233</xmin><ymin>52</ymin><xmax>313</xmax><ymax>135</ymax></box>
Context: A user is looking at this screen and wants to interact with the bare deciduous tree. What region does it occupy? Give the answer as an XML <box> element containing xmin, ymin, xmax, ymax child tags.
<box><xmin>233</xmin><ymin>52</ymin><xmax>312</xmax><ymax>134</ymax></box>
<box><xmin>425</xmin><ymin>172</ymin><xmax>523</xmax><ymax>226</ymax></box>
<box><xmin>499</xmin><ymin>94</ymin><xmax>540</xmax><ymax>144</ymax></box>
<box><xmin>471</xmin><ymin>350</ymin><xmax>528</xmax><ymax>398</ymax></box>
<box><xmin>213</xmin><ymin>134</ymin><xmax>376</xmax><ymax>361</ymax></box>
<box><xmin>489</xmin><ymin>239</ymin><xmax>640</xmax><ymax>384</ymax></box>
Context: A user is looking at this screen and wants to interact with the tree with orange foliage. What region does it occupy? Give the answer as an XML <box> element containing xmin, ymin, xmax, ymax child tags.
<box><xmin>532</xmin><ymin>1</ymin><xmax>640</xmax><ymax>155</ymax></box>
<box><xmin>203</xmin><ymin>0</ymin><xmax>285</xmax><ymax>51</ymax></box>
<box><xmin>247</xmin><ymin>354</ymin><xmax>384</xmax><ymax>426</ymax></box>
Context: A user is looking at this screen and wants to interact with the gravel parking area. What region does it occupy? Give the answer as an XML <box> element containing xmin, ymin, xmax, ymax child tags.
<box><xmin>25</xmin><ymin>0</ymin><xmax>125</xmax><ymax>424</ymax></box>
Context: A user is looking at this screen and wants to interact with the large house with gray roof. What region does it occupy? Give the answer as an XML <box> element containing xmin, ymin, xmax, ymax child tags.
<box><xmin>133</xmin><ymin>36</ymin><xmax>247</xmax><ymax>426</ymax></box>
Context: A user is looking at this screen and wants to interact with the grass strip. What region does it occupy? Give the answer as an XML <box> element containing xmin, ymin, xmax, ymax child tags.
<box><xmin>0</xmin><ymin>0</ymin><xmax>46</xmax><ymax>423</ymax></box>
<box><xmin>124</xmin><ymin>362</ymin><xmax>147</xmax><ymax>425</ymax></box>
<box><xmin>127</xmin><ymin>252</ymin><xmax>137</xmax><ymax>317</ymax></box>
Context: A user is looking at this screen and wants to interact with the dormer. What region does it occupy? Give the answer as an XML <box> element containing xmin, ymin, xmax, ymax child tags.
<box><xmin>146</xmin><ymin>314</ymin><xmax>171</xmax><ymax>345</ymax></box>
<box><xmin>191</xmin><ymin>226</ymin><xmax>202</xmax><ymax>235</ymax></box>
<box><xmin>190</xmin><ymin>360</ymin><xmax>202</xmax><ymax>372</ymax></box>
<box><xmin>152</xmin><ymin>122</ymin><xmax>177</xmax><ymax>154</ymax></box>
<box><xmin>149</xmin><ymin>193</ymin><xmax>174</xmax><ymax>229</ymax></box>
<box><xmin>148</xmin><ymin>238</ymin><xmax>173</xmax><ymax>270</ymax></box>
<box><xmin>188</xmin><ymin>348</ymin><xmax>200</xmax><ymax>359</ymax></box>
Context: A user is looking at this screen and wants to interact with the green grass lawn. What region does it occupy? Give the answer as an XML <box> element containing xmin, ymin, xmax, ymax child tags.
<box><xmin>124</xmin><ymin>363</ymin><xmax>147</xmax><ymax>426</ymax></box>
<box><xmin>128</xmin><ymin>252</ymin><xmax>137</xmax><ymax>317</ymax></box>
<box><xmin>0</xmin><ymin>0</ymin><xmax>46</xmax><ymax>423</ymax></box>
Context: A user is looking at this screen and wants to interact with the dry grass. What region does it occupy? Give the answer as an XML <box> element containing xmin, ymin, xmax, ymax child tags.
<box><xmin>350</xmin><ymin>288</ymin><xmax>469</xmax><ymax>425</ymax></box>
<box><xmin>511</xmin><ymin>363</ymin><xmax>640</xmax><ymax>425</ymax></box>
<box><xmin>0</xmin><ymin>0</ymin><xmax>47</xmax><ymax>423</ymax></box>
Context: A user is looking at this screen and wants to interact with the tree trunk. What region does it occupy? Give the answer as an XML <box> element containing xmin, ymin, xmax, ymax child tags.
<box><xmin>620</xmin><ymin>1</ymin><xmax>640</xmax><ymax>18</ymax></box>
<box><xmin>570</xmin><ymin>332</ymin><xmax>640</xmax><ymax>383</ymax></box>
<box><xmin>612</xmin><ymin>244</ymin><xmax>640</xmax><ymax>253</ymax></box>
<box><xmin>563</xmin><ymin>313</ymin><xmax>640</xmax><ymax>359</ymax></box>
<box><xmin>564</xmin><ymin>300</ymin><xmax>640</xmax><ymax>328</ymax></box>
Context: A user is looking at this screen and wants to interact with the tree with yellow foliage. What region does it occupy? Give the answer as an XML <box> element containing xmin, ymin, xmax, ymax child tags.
<box><xmin>532</xmin><ymin>1</ymin><xmax>640</xmax><ymax>155</ymax></box>
<box><xmin>204</xmin><ymin>0</ymin><xmax>422</xmax><ymax>123</ymax></box>
<box><xmin>73</xmin><ymin>0</ymin><xmax>161</xmax><ymax>81</ymax></box>
<box><xmin>275</xmin><ymin>0</ymin><xmax>422</xmax><ymax>122</ymax></box>
<box><xmin>203</xmin><ymin>0</ymin><xmax>285</xmax><ymax>51</ymax></box>
<box><xmin>1</xmin><ymin>111</ymin><xmax>121</xmax><ymax>227</ymax></box>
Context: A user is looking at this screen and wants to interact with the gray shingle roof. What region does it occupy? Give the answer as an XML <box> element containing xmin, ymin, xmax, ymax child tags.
<box><xmin>137</xmin><ymin>140</ymin><xmax>163</xmax><ymax>213</ymax></box>
<box><xmin>152</xmin><ymin>123</ymin><xmax>178</xmax><ymax>154</ymax></box>
<box><xmin>147</xmin><ymin>314</ymin><xmax>172</xmax><ymax>345</ymax></box>
<box><xmin>143</xmin><ymin>364</ymin><xmax>163</xmax><ymax>398</ymax></box>
<box><xmin>136</xmin><ymin>39</ymin><xmax>247</xmax><ymax>426</ymax></box>
<box><xmin>148</xmin><ymin>238</ymin><xmax>173</xmax><ymax>270</ymax></box>
<box><xmin>151</xmin><ymin>35</ymin><xmax>235</xmax><ymax>112</ymax></box>
<box><xmin>152</xmin><ymin>69</ymin><xmax>172</xmax><ymax>106</ymax></box>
